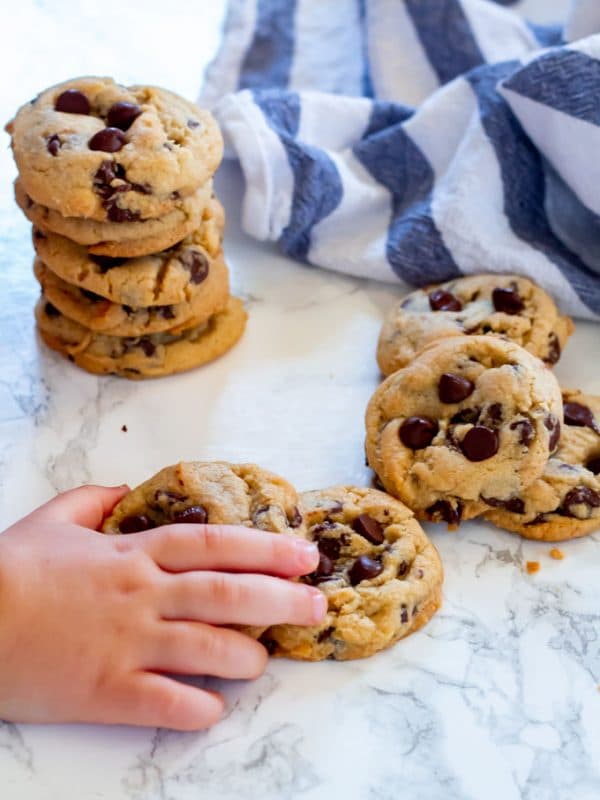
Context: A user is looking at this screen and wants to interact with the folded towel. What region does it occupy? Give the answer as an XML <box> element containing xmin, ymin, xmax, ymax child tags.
<box><xmin>202</xmin><ymin>0</ymin><xmax>600</xmax><ymax>319</ymax></box>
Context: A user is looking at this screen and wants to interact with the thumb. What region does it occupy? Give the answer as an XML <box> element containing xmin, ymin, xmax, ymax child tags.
<box><xmin>26</xmin><ymin>484</ymin><xmax>130</xmax><ymax>530</ymax></box>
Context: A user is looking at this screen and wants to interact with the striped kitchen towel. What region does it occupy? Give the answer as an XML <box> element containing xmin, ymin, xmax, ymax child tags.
<box><xmin>201</xmin><ymin>0</ymin><xmax>600</xmax><ymax>318</ymax></box>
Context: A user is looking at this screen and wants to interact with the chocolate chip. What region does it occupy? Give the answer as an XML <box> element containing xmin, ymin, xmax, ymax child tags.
<box><xmin>172</xmin><ymin>505</ymin><xmax>208</xmax><ymax>524</ymax></box>
<box><xmin>89</xmin><ymin>254</ymin><xmax>127</xmax><ymax>271</ymax></box>
<box><xmin>399</xmin><ymin>416</ymin><xmax>439</xmax><ymax>450</ymax></box>
<box><xmin>564</xmin><ymin>402</ymin><xmax>599</xmax><ymax>433</ymax></box>
<box><xmin>492</xmin><ymin>286</ymin><xmax>525</xmax><ymax>315</ymax></box>
<box><xmin>55</xmin><ymin>89</ymin><xmax>90</xmax><ymax>115</ymax></box>
<box><xmin>44</xmin><ymin>301</ymin><xmax>60</xmax><ymax>318</ymax></box>
<box><xmin>312</xmin><ymin>553</ymin><xmax>334</xmax><ymax>582</ymax></box>
<box><xmin>545</xmin><ymin>333</ymin><xmax>561</xmax><ymax>365</ymax></box>
<box><xmin>348</xmin><ymin>555</ymin><xmax>383</xmax><ymax>585</ymax></box>
<box><xmin>33</xmin><ymin>228</ymin><xmax>46</xmax><ymax>240</ymax></box>
<box><xmin>544</xmin><ymin>415</ymin><xmax>561</xmax><ymax>451</ymax></box>
<box><xmin>187</xmin><ymin>118</ymin><xmax>200</xmax><ymax>129</ymax></box>
<box><xmin>460</xmin><ymin>425</ymin><xmax>499</xmax><ymax>462</ymax></box>
<box><xmin>258</xmin><ymin>634</ymin><xmax>277</xmax><ymax>655</ymax></box>
<box><xmin>105</xmin><ymin>204</ymin><xmax>141</xmax><ymax>223</ymax></box>
<box><xmin>438</xmin><ymin>373</ymin><xmax>474</xmax><ymax>404</ymax></box>
<box><xmin>181</xmin><ymin>249</ymin><xmax>209</xmax><ymax>284</ymax></box>
<box><xmin>451</xmin><ymin>407</ymin><xmax>480</xmax><ymax>425</ymax></box>
<box><xmin>397</xmin><ymin>561</ymin><xmax>409</xmax><ymax>577</ymax></box>
<box><xmin>317</xmin><ymin>626</ymin><xmax>334</xmax><ymax>643</ymax></box>
<box><xmin>119</xmin><ymin>514</ymin><xmax>153</xmax><ymax>533</ymax></box>
<box><xmin>510</xmin><ymin>419</ymin><xmax>534</xmax><ymax>447</ymax></box>
<box><xmin>139</xmin><ymin>338</ymin><xmax>155</xmax><ymax>357</ymax></box>
<box><xmin>107</xmin><ymin>102</ymin><xmax>142</xmax><ymax>131</ymax></box>
<box><xmin>89</xmin><ymin>127</ymin><xmax>126</xmax><ymax>152</ymax></box>
<box><xmin>400</xmin><ymin>605</ymin><xmax>409</xmax><ymax>623</ymax></box>
<box><xmin>46</xmin><ymin>134</ymin><xmax>61</xmax><ymax>156</ymax></box>
<box><xmin>288</xmin><ymin>506</ymin><xmax>303</xmax><ymax>528</ymax></box>
<box><xmin>587</xmin><ymin>457</ymin><xmax>600</xmax><ymax>475</ymax></box>
<box><xmin>429</xmin><ymin>289</ymin><xmax>462</xmax><ymax>312</ymax></box>
<box><xmin>484</xmin><ymin>403</ymin><xmax>503</xmax><ymax>426</ymax></box>
<box><xmin>482</xmin><ymin>496</ymin><xmax>525</xmax><ymax>514</ymax></box>
<box><xmin>315</xmin><ymin>533</ymin><xmax>341</xmax><ymax>560</ymax></box>
<box><xmin>526</xmin><ymin>514</ymin><xmax>547</xmax><ymax>526</ymax></box>
<box><xmin>157</xmin><ymin>305</ymin><xmax>175</xmax><ymax>320</ymax></box>
<box><xmin>561</xmin><ymin>486</ymin><xmax>600</xmax><ymax>518</ymax></box>
<box><xmin>93</xmin><ymin>160</ymin><xmax>127</xmax><ymax>199</ymax></box>
<box><xmin>426</xmin><ymin>500</ymin><xmax>462</xmax><ymax>526</ymax></box>
<box><xmin>352</xmin><ymin>514</ymin><xmax>384</xmax><ymax>545</ymax></box>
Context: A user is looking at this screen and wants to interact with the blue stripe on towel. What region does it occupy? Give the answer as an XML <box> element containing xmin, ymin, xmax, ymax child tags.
<box><xmin>469</xmin><ymin>61</ymin><xmax>600</xmax><ymax>314</ymax></box>
<box><xmin>358</xmin><ymin>0</ymin><xmax>375</xmax><ymax>98</ymax></box>
<box><xmin>239</xmin><ymin>0</ymin><xmax>297</xmax><ymax>91</ymax></box>
<box><xmin>405</xmin><ymin>0</ymin><xmax>485</xmax><ymax>85</ymax></box>
<box><xmin>354</xmin><ymin>125</ymin><xmax>460</xmax><ymax>284</ymax></box>
<box><xmin>362</xmin><ymin>101</ymin><xmax>414</xmax><ymax>139</ymax></box>
<box><xmin>503</xmin><ymin>50</ymin><xmax>600</xmax><ymax>127</ymax></box>
<box><xmin>527</xmin><ymin>22</ymin><xmax>563</xmax><ymax>48</ymax></box>
<box><xmin>253</xmin><ymin>91</ymin><xmax>344</xmax><ymax>260</ymax></box>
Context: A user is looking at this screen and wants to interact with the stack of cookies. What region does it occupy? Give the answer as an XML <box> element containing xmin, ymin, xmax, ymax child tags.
<box><xmin>6</xmin><ymin>77</ymin><xmax>246</xmax><ymax>379</ymax></box>
<box><xmin>368</xmin><ymin>275</ymin><xmax>600</xmax><ymax>542</ymax></box>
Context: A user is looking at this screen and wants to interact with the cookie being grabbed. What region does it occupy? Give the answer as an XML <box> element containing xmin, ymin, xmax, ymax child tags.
<box><xmin>102</xmin><ymin>461</ymin><xmax>305</xmax><ymax>535</ymax></box>
<box><xmin>245</xmin><ymin>487</ymin><xmax>443</xmax><ymax>661</ymax></box>
<box><xmin>365</xmin><ymin>336</ymin><xmax>563</xmax><ymax>524</ymax></box>
<box><xmin>377</xmin><ymin>274</ymin><xmax>574</xmax><ymax>376</ymax></box>
<box><xmin>483</xmin><ymin>390</ymin><xmax>600</xmax><ymax>541</ymax></box>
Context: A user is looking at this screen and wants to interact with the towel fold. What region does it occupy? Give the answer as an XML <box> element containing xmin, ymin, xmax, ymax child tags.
<box><xmin>202</xmin><ymin>0</ymin><xmax>600</xmax><ymax>318</ymax></box>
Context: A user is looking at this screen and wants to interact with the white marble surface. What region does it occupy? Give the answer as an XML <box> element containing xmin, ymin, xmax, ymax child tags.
<box><xmin>2</xmin><ymin>1</ymin><xmax>600</xmax><ymax>798</ymax></box>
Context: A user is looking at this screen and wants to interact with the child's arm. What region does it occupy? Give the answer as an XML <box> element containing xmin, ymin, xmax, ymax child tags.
<box><xmin>0</xmin><ymin>485</ymin><xmax>325</xmax><ymax>730</ymax></box>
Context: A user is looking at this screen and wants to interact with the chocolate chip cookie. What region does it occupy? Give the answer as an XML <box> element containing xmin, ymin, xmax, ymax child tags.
<box><xmin>16</xmin><ymin>179</ymin><xmax>214</xmax><ymax>258</ymax></box>
<box><xmin>31</xmin><ymin>206</ymin><xmax>223</xmax><ymax>307</ymax></box>
<box><xmin>246</xmin><ymin>487</ymin><xmax>443</xmax><ymax>661</ymax></box>
<box><xmin>365</xmin><ymin>336</ymin><xmax>563</xmax><ymax>524</ymax></box>
<box><xmin>7</xmin><ymin>77</ymin><xmax>222</xmax><ymax>221</ymax></box>
<box><xmin>36</xmin><ymin>294</ymin><xmax>247</xmax><ymax>379</ymax></box>
<box><xmin>377</xmin><ymin>274</ymin><xmax>574</xmax><ymax>376</ymax></box>
<box><xmin>102</xmin><ymin>461</ymin><xmax>304</xmax><ymax>535</ymax></box>
<box><xmin>483</xmin><ymin>390</ymin><xmax>600</xmax><ymax>541</ymax></box>
<box><xmin>34</xmin><ymin>255</ymin><xmax>229</xmax><ymax>336</ymax></box>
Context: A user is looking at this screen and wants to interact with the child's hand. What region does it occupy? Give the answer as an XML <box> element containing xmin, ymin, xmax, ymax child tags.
<box><xmin>0</xmin><ymin>485</ymin><xmax>325</xmax><ymax>730</ymax></box>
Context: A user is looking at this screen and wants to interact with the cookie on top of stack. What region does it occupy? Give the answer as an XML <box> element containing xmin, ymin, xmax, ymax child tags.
<box><xmin>6</xmin><ymin>77</ymin><xmax>246</xmax><ymax>379</ymax></box>
<box><xmin>368</xmin><ymin>275</ymin><xmax>600</xmax><ymax>542</ymax></box>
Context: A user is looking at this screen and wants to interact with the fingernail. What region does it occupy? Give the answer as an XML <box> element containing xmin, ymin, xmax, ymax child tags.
<box><xmin>310</xmin><ymin>589</ymin><xmax>328</xmax><ymax>622</ymax></box>
<box><xmin>295</xmin><ymin>539</ymin><xmax>318</xmax><ymax>562</ymax></box>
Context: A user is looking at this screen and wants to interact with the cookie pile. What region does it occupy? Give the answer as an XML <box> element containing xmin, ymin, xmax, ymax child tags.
<box><xmin>102</xmin><ymin>461</ymin><xmax>444</xmax><ymax>662</ymax></box>
<box><xmin>368</xmin><ymin>275</ymin><xmax>600</xmax><ymax>542</ymax></box>
<box><xmin>6</xmin><ymin>77</ymin><xmax>246</xmax><ymax>379</ymax></box>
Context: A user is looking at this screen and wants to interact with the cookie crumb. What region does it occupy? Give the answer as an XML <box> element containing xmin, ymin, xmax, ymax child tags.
<box><xmin>526</xmin><ymin>561</ymin><xmax>540</xmax><ymax>574</ymax></box>
<box><xmin>549</xmin><ymin>547</ymin><xmax>564</xmax><ymax>560</ymax></box>
<box><xmin>121</xmin><ymin>424</ymin><xmax>128</xmax><ymax>432</ymax></box>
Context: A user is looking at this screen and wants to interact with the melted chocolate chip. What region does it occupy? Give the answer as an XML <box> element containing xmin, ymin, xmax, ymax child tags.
<box><xmin>399</xmin><ymin>416</ymin><xmax>439</xmax><ymax>450</ymax></box>
<box><xmin>397</xmin><ymin>561</ymin><xmax>409</xmax><ymax>577</ymax></box>
<box><xmin>429</xmin><ymin>289</ymin><xmax>462</xmax><ymax>312</ymax></box>
<box><xmin>312</xmin><ymin>553</ymin><xmax>334</xmax><ymax>582</ymax></box>
<box><xmin>484</xmin><ymin>403</ymin><xmax>503</xmax><ymax>426</ymax></box>
<box><xmin>460</xmin><ymin>425</ymin><xmax>499</xmax><ymax>462</ymax></box>
<box><xmin>544</xmin><ymin>415</ymin><xmax>561</xmax><ymax>451</ymax></box>
<box><xmin>258</xmin><ymin>634</ymin><xmax>277</xmax><ymax>655</ymax></box>
<box><xmin>33</xmin><ymin>228</ymin><xmax>46</xmax><ymax>240</ymax></box>
<box><xmin>89</xmin><ymin>254</ymin><xmax>128</xmax><ymax>272</ymax></box>
<box><xmin>107</xmin><ymin>102</ymin><xmax>142</xmax><ymax>131</ymax></box>
<box><xmin>482</xmin><ymin>496</ymin><xmax>525</xmax><ymax>514</ymax></box>
<box><xmin>181</xmin><ymin>249</ymin><xmax>209</xmax><ymax>284</ymax></box>
<box><xmin>105</xmin><ymin>204</ymin><xmax>141</xmax><ymax>223</ymax></box>
<box><xmin>438</xmin><ymin>373</ymin><xmax>475</xmax><ymax>404</ymax></box>
<box><xmin>81</xmin><ymin>288</ymin><xmax>104</xmax><ymax>303</ymax></box>
<box><xmin>93</xmin><ymin>161</ymin><xmax>127</xmax><ymax>199</ymax></box>
<box><xmin>55</xmin><ymin>89</ymin><xmax>90</xmax><ymax>115</ymax></box>
<box><xmin>288</xmin><ymin>506</ymin><xmax>303</xmax><ymax>528</ymax></box>
<box><xmin>315</xmin><ymin>532</ymin><xmax>342</xmax><ymax>560</ymax></box>
<box><xmin>545</xmin><ymin>333</ymin><xmax>561</xmax><ymax>365</ymax></box>
<box><xmin>187</xmin><ymin>118</ymin><xmax>200</xmax><ymax>129</ymax></box>
<box><xmin>561</xmin><ymin>486</ymin><xmax>600</xmax><ymax>518</ymax></box>
<box><xmin>510</xmin><ymin>419</ymin><xmax>534</xmax><ymax>447</ymax></box>
<box><xmin>46</xmin><ymin>134</ymin><xmax>61</xmax><ymax>156</ymax></box>
<box><xmin>172</xmin><ymin>505</ymin><xmax>208</xmax><ymax>524</ymax></box>
<box><xmin>348</xmin><ymin>555</ymin><xmax>383</xmax><ymax>585</ymax></box>
<box><xmin>400</xmin><ymin>605</ymin><xmax>409</xmax><ymax>623</ymax></box>
<box><xmin>587</xmin><ymin>457</ymin><xmax>600</xmax><ymax>475</ymax></box>
<box><xmin>89</xmin><ymin>127</ymin><xmax>126</xmax><ymax>153</ymax></box>
<box><xmin>426</xmin><ymin>500</ymin><xmax>462</xmax><ymax>526</ymax></box>
<box><xmin>492</xmin><ymin>286</ymin><xmax>525</xmax><ymax>315</ymax></box>
<box><xmin>317</xmin><ymin>626</ymin><xmax>335</xmax><ymax>643</ymax></box>
<box><xmin>157</xmin><ymin>305</ymin><xmax>175</xmax><ymax>320</ymax></box>
<box><xmin>564</xmin><ymin>402</ymin><xmax>599</xmax><ymax>433</ymax></box>
<box><xmin>119</xmin><ymin>514</ymin><xmax>153</xmax><ymax>533</ymax></box>
<box><xmin>451</xmin><ymin>407</ymin><xmax>480</xmax><ymax>425</ymax></box>
<box><xmin>139</xmin><ymin>338</ymin><xmax>156</xmax><ymax>357</ymax></box>
<box><xmin>44</xmin><ymin>301</ymin><xmax>60</xmax><ymax>318</ymax></box>
<box><xmin>352</xmin><ymin>514</ymin><xmax>384</xmax><ymax>545</ymax></box>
